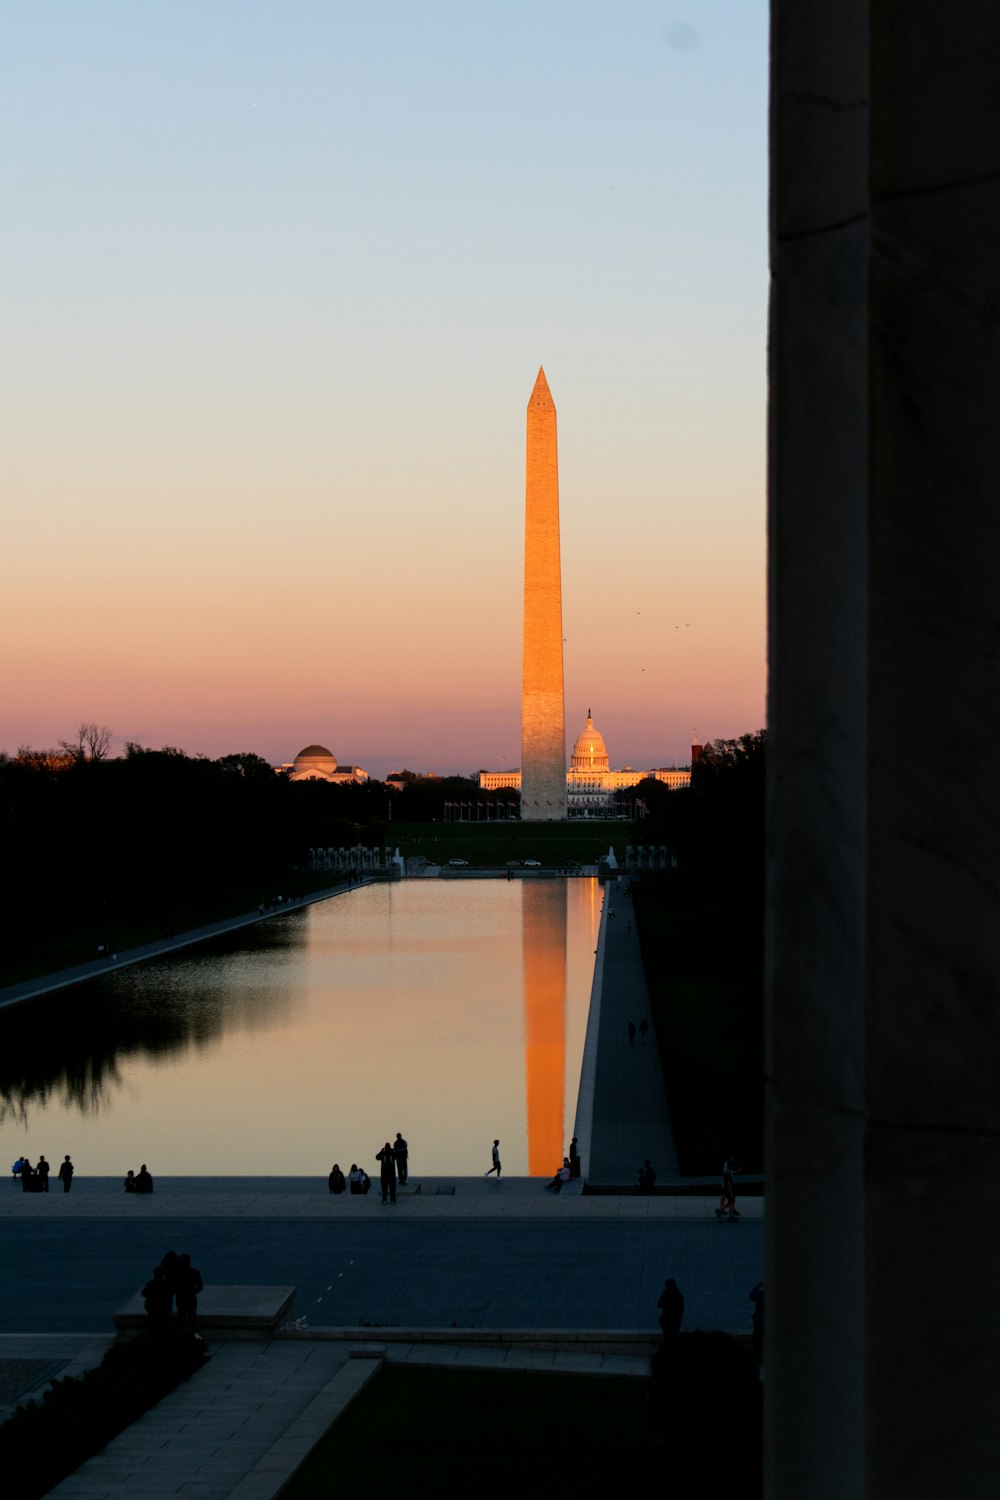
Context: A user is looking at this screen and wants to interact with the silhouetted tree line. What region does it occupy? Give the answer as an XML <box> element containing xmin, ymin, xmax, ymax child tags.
<box><xmin>0</xmin><ymin>741</ymin><xmax>398</xmax><ymax>963</ymax></box>
<box><xmin>630</xmin><ymin>732</ymin><xmax>766</xmax><ymax>1171</ymax></box>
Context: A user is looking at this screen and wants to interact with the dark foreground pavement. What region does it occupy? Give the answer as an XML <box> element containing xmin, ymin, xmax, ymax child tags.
<box><xmin>0</xmin><ymin>1213</ymin><xmax>762</xmax><ymax>1336</ymax></box>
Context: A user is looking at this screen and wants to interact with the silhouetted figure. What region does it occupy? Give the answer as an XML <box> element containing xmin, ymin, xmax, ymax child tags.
<box><xmin>716</xmin><ymin>1155</ymin><xmax>740</xmax><ymax>1219</ymax></box>
<box><xmin>348</xmin><ymin>1164</ymin><xmax>365</xmax><ymax>1194</ymax></box>
<box><xmin>545</xmin><ymin>1158</ymin><xmax>572</xmax><ymax>1191</ymax></box>
<box><xmin>657</xmin><ymin>1278</ymin><xmax>684</xmax><ymax>1339</ymax></box>
<box><xmin>58</xmin><ymin>1155</ymin><xmax>74</xmax><ymax>1192</ymax></box>
<box><xmin>376</xmin><ymin>1142</ymin><xmax>396</xmax><ymax>1203</ymax></box>
<box><xmin>175</xmin><ymin>1253</ymin><xmax>203</xmax><ymax>1330</ymax></box>
<box><xmin>36</xmin><ymin>1155</ymin><xmax>50</xmax><ymax>1191</ymax></box>
<box><xmin>627</xmin><ymin>1019</ymin><xmax>637</xmax><ymax>1045</ymax></box>
<box><xmin>749</xmin><ymin>1281</ymin><xmax>765</xmax><ymax>1367</ymax></box>
<box><xmin>142</xmin><ymin>1266</ymin><xmax>172</xmax><ymax>1332</ymax></box>
<box><xmin>21</xmin><ymin>1159</ymin><xmax>36</xmax><ymax>1193</ymax></box>
<box><xmin>159</xmin><ymin>1251</ymin><xmax>181</xmax><ymax>1314</ymax></box>
<box><xmin>393</xmin><ymin>1133</ymin><xmax>409</xmax><ymax>1185</ymax></box>
<box><xmin>123</xmin><ymin>1169</ymin><xmax>136</xmax><ymax>1193</ymax></box>
<box><xmin>568</xmin><ymin>1137</ymin><xmax>581</xmax><ymax>1178</ymax></box>
<box><xmin>485</xmin><ymin>1140</ymin><xmax>502</xmax><ymax>1178</ymax></box>
<box><xmin>11</xmin><ymin>1156</ymin><xmax>24</xmax><ymax>1182</ymax></box>
<box><xmin>328</xmin><ymin>1164</ymin><xmax>346</xmax><ymax>1194</ymax></box>
<box><xmin>638</xmin><ymin>1159</ymin><xmax>656</xmax><ymax>1194</ymax></box>
<box><xmin>638</xmin><ymin>1018</ymin><xmax>649</xmax><ymax>1043</ymax></box>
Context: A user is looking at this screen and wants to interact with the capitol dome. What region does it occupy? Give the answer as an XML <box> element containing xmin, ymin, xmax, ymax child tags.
<box><xmin>571</xmin><ymin>711</ymin><xmax>610</xmax><ymax>772</ymax></box>
<box><xmin>292</xmin><ymin>744</ymin><xmax>338</xmax><ymax>779</ymax></box>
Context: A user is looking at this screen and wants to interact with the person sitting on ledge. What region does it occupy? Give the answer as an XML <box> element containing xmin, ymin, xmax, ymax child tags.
<box><xmin>328</xmin><ymin>1164</ymin><xmax>346</xmax><ymax>1194</ymax></box>
<box><xmin>545</xmin><ymin>1158</ymin><xmax>573</xmax><ymax>1192</ymax></box>
<box><xmin>124</xmin><ymin>1169</ymin><xmax>136</xmax><ymax>1192</ymax></box>
<box><xmin>135</xmin><ymin>1164</ymin><xmax>154</xmax><ymax>1194</ymax></box>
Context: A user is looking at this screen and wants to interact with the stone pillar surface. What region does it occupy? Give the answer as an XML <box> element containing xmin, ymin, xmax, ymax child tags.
<box><xmin>766</xmin><ymin>6</ymin><xmax>868</xmax><ymax>1495</ymax></box>
<box><xmin>521</xmin><ymin>367</ymin><xmax>566</xmax><ymax>820</ymax></box>
<box><xmin>865</xmin><ymin>7</ymin><xmax>1000</xmax><ymax>1495</ymax></box>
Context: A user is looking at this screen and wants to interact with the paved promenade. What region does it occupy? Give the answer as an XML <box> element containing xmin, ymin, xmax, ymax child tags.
<box><xmin>0</xmin><ymin>880</ymin><xmax>764</xmax><ymax>1498</ymax></box>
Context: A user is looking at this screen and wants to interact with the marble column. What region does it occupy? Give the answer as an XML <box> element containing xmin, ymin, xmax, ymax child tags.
<box><xmin>769</xmin><ymin>5</ymin><xmax>1000</xmax><ymax>1497</ymax></box>
<box><xmin>767</xmin><ymin>7</ymin><xmax>868</xmax><ymax>1495</ymax></box>
<box><xmin>865</xmin><ymin>7</ymin><xmax>1000</xmax><ymax>1495</ymax></box>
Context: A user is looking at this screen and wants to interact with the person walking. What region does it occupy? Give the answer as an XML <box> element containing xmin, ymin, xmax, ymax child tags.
<box><xmin>485</xmin><ymin>1139</ymin><xmax>502</xmax><ymax>1179</ymax></box>
<box><xmin>393</xmin><ymin>1133</ymin><xmax>409</xmax><ymax>1185</ymax></box>
<box><xmin>36</xmin><ymin>1155</ymin><xmax>50</xmax><ymax>1191</ymax></box>
<box><xmin>657</xmin><ymin>1278</ymin><xmax>684</xmax><ymax>1339</ymax></box>
<box><xmin>58</xmin><ymin>1155</ymin><xmax>74</xmax><ymax>1192</ymax></box>
<box><xmin>376</xmin><ymin>1142</ymin><xmax>397</xmax><ymax>1203</ymax></box>
<box><xmin>716</xmin><ymin>1155</ymin><xmax>740</xmax><ymax>1219</ymax></box>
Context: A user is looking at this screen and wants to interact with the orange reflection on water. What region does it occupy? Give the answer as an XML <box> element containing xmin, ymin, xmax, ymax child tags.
<box><xmin>522</xmin><ymin>881</ymin><xmax>567</xmax><ymax>1176</ymax></box>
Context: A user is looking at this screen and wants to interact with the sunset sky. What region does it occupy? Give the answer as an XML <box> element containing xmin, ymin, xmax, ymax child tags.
<box><xmin>3</xmin><ymin>3</ymin><xmax>767</xmax><ymax>779</ymax></box>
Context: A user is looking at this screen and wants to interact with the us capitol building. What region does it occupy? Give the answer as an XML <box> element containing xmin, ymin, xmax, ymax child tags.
<box><xmin>479</xmin><ymin>710</ymin><xmax>691</xmax><ymax>814</ymax></box>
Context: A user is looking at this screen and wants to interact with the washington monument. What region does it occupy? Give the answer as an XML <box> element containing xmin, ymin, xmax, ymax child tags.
<box><xmin>521</xmin><ymin>367</ymin><xmax>566</xmax><ymax>820</ymax></box>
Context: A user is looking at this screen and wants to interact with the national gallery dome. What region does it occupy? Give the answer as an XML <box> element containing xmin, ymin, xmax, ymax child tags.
<box><xmin>571</xmin><ymin>711</ymin><xmax>610</xmax><ymax>772</ymax></box>
<box><xmin>291</xmin><ymin>745</ymin><xmax>338</xmax><ymax>780</ymax></box>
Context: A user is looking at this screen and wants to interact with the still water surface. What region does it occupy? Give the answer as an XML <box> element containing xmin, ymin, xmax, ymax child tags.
<box><xmin>0</xmin><ymin>880</ymin><xmax>601</xmax><ymax>1177</ymax></box>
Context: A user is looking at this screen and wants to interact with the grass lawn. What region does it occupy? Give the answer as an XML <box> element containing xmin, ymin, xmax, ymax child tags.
<box><xmin>632</xmin><ymin>872</ymin><xmax>764</xmax><ymax>1174</ymax></box>
<box><xmin>391</xmin><ymin>819</ymin><xmax>624</xmax><ymax>868</ymax></box>
<box><xmin>282</xmin><ymin>1365</ymin><xmax>653</xmax><ymax>1499</ymax></box>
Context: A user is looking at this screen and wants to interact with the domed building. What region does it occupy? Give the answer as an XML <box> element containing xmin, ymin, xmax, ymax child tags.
<box><xmin>570</xmin><ymin>711</ymin><xmax>610</xmax><ymax>774</ymax></box>
<box><xmin>278</xmin><ymin>744</ymin><xmax>369</xmax><ymax>784</ymax></box>
<box><xmin>478</xmin><ymin>709</ymin><xmax>692</xmax><ymax>815</ymax></box>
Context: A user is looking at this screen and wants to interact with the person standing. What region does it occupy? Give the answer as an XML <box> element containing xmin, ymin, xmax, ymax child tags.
<box><xmin>485</xmin><ymin>1139</ymin><xmax>502</xmax><ymax>1179</ymax></box>
<box><xmin>376</xmin><ymin>1142</ymin><xmax>397</xmax><ymax>1203</ymax></box>
<box><xmin>657</xmin><ymin>1278</ymin><xmax>684</xmax><ymax>1339</ymax></box>
<box><xmin>393</xmin><ymin>1133</ymin><xmax>409</xmax><ymax>1185</ymax></box>
<box><xmin>749</xmin><ymin>1280</ymin><xmax>765</xmax><ymax>1367</ymax></box>
<box><xmin>135</xmin><ymin>1164</ymin><xmax>154</xmax><ymax>1193</ymax></box>
<box><xmin>58</xmin><ymin>1155</ymin><xmax>74</xmax><ymax>1193</ymax></box>
<box><xmin>638</xmin><ymin>1018</ymin><xmax>649</xmax><ymax>1043</ymax></box>
<box><xmin>328</xmin><ymin>1164</ymin><xmax>346</xmax><ymax>1194</ymax></box>
<box><xmin>142</xmin><ymin>1266</ymin><xmax>172</xmax><ymax>1332</ymax></box>
<box><xmin>627</xmin><ymin>1019</ymin><xmax>637</xmax><ymax>1045</ymax></box>
<box><xmin>175</xmin><ymin>1253</ymin><xmax>203</xmax><ymax>1331</ymax></box>
<box><xmin>20</xmin><ymin>1159</ymin><xmax>35</xmax><ymax>1192</ymax></box>
<box><xmin>36</xmin><ymin>1155</ymin><xmax>50</xmax><ymax>1191</ymax></box>
<box><xmin>568</xmin><ymin>1138</ymin><xmax>581</xmax><ymax>1178</ymax></box>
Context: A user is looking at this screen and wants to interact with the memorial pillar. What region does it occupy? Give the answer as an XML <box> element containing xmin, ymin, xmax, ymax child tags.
<box><xmin>766</xmin><ymin>7</ymin><xmax>868</xmax><ymax>1495</ymax></box>
<box><xmin>865</xmin><ymin>7</ymin><xmax>1000</xmax><ymax>1495</ymax></box>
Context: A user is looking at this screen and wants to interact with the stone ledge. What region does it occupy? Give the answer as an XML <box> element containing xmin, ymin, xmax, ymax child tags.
<box><xmin>114</xmin><ymin>1287</ymin><xmax>296</xmax><ymax>1341</ymax></box>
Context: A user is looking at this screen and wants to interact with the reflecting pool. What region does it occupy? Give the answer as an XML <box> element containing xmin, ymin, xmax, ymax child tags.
<box><xmin>0</xmin><ymin>880</ymin><xmax>601</xmax><ymax>1177</ymax></box>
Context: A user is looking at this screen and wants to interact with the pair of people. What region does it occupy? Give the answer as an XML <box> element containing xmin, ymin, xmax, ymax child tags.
<box><xmin>124</xmin><ymin>1164</ymin><xmax>154</xmax><ymax>1194</ymax></box>
<box><xmin>16</xmin><ymin>1156</ymin><xmax>50</xmax><ymax>1192</ymax></box>
<box><xmin>348</xmin><ymin>1164</ymin><xmax>371</xmax><ymax>1195</ymax></box>
<box><xmin>142</xmin><ymin>1250</ymin><xmax>203</xmax><ymax>1330</ymax></box>
<box><xmin>638</xmin><ymin>1159</ymin><xmax>657</xmax><ymax>1194</ymax></box>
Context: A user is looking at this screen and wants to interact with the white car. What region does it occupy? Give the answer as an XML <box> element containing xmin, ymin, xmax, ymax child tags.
<box><xmin>522</xmin><ymin>859</ymin><xmax>541</xmax><ymax>868</ymax></box>
<box><xmin>448</xmin><ymin>858</ymin><xmax>469</xmax><ymax>867</ymax></box>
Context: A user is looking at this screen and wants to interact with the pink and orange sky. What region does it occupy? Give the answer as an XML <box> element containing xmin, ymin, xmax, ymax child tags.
<box><xmin>2</xmin><ymin>4</ymin><xmax>767</xmax><ymax>780</ymax></box>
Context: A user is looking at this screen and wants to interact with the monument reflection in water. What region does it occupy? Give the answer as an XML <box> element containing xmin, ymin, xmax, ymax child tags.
<box><xmin>0</xmin><ymin>880</ymin><xmax>600</xmax><ymax>1177</ymax></box>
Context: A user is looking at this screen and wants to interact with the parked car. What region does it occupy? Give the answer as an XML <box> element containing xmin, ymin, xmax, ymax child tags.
<box><xmin>522</xmin><ymin>859</ymin><xmax>541</xmax><ymax>868</ymax></box>
<box><xmin>448</xmin><ymin>858</ymin><xmax>469</xmax><ymax>867</ymax></box>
